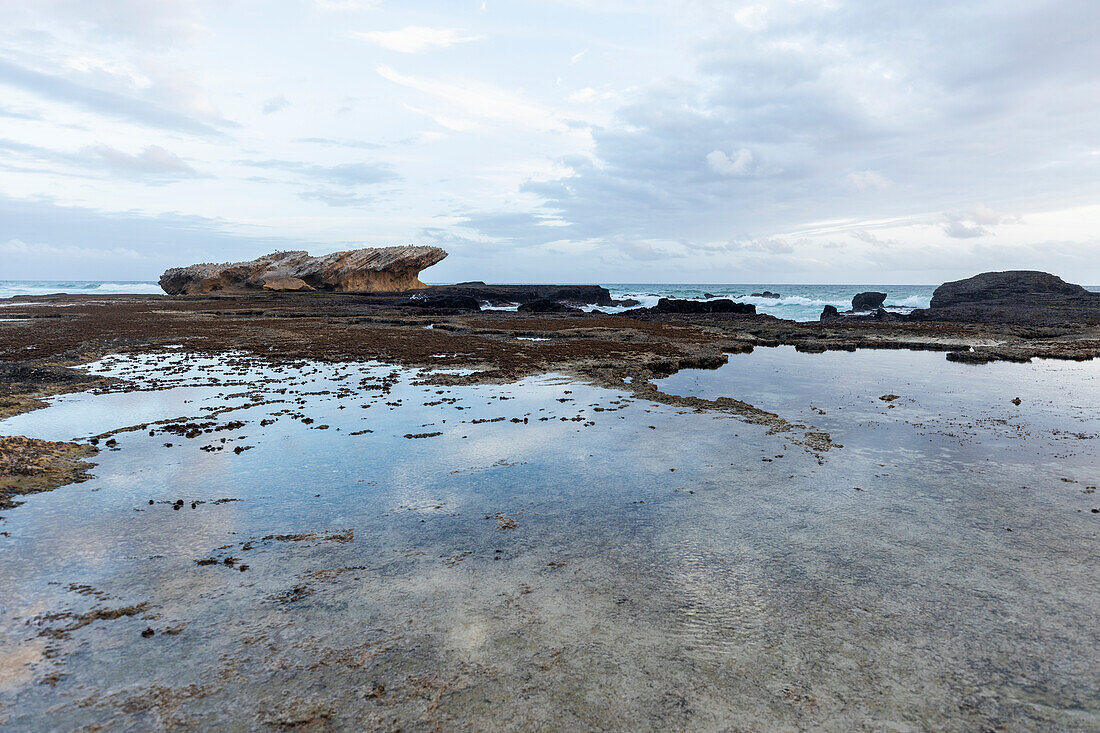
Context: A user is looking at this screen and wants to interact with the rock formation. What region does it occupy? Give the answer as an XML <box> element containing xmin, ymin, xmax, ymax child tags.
<box><xmin>851</xmin><ymin>291</ymin><xmax>887</xmax><ymax>311</ymax></box>
<box><xmin>929</xmin><ymin>271</ymin><xmax>1089</xmax><ymax>308</ymax></box>
<box><xmin>426</xmin><ymin>284</ymin><xmax>617</xmax><ymax>307</ymax></box>
<box><xmin>159</xmin><ymin>247</ymin><xmax>448</xmax><ymax>295</ymax></box>
<box><xmin>402</xmin><ymin>294</ymin><xmax>482</xmax><ymax>311</ymax></box>
<box><xmin>518</xmin><ymin>298</ymin><xmax>582</xmax><ymax>313</ymax></box>
<box><xmin>751</xmin><ymin>291</ymin><xmax>781</xmax><ymax>298</ymax></box>
<box><xmin>626</xmin><ymin>298</ymin><xmax>756</xmax><ymax>315</ymax></box>
<box><xmin>910</xmin><ymin>270</ymin><xmax>1100</xmax><ymax>325</ymax></box>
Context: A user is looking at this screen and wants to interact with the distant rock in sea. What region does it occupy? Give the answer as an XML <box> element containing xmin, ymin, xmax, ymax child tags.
<box><xmin>159</xmin><ymin>246</ymin><xmax>447</xmax><ymax>295</ymax></box>
<box><xmin>851</xmin><ymin>291</ymin><xmax>887</xmax><ymax>311</ymax></box>
<box><xmin>751</xmin><ymin>291</ymin><xmax>781</xmax><ymax>298</ymax></box>
<box><xmin>929</xmin><ymin>271</ymin><xmax>1088</xmax><ymax>308</ymax></box>
<box><xmin>911</xmin><ymin>270</ymin><xmax>1100</xmax><ymax>325</ymax></box>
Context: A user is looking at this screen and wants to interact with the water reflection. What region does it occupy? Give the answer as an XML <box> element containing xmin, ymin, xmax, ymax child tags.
<box><xmin>0</xmin><ymin>350</ymin><xmax>1097</xmax><ymax>730</ymax></box>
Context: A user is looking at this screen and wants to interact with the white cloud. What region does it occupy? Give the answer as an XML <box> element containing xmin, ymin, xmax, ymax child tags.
<box><xmin>262</xmin><ymin>95</ymin><xmax>290</xmax><ymax>114</ymax></box>
<box><xmin>706</xmin><ymin>148</ymin><xmax>754</xmax><ymax>176</ymax></box>
<box><xmin>377</xmin><ymin>64</ymin><xmax>566</xmax><ymax>132</ymax></box>
<box><xmin>354</xmin><ymin>27</ymin><xmax>482</xmax><ymax>53</ymax></box>
<box><xmin>566</xmin><ymin>87</ymin><xmax>617</xmax><ymax>103</ymax></box>
<box><xmin>1</xmin><ymin>238</ymin><xmax>147</xmax><ymax>261</ymax></box>
<box><xmin>942</xmin><ymin>204</ymin><xmax>1022</xmax><ymax>239</ymax></box>
<box><xmin>848</xmin><ymin>170</ymin><xmax>891</xmax><ymax>191</ymax></box>
<box><xmin>82</xmin><ymin>143</ymin><xmax>200</xmax><ymax>177</ymax></box>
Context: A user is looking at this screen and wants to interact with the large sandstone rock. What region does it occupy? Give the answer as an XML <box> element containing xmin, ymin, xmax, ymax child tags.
<box><xmin>929</xmin><ymin>271</ymin><xmax>1089</xmax><ymax>308</ymax></box>
<box><xmin>159</xmin><ymin>247</ymin><xmax>447</xmax><ymax>295</ymax></box>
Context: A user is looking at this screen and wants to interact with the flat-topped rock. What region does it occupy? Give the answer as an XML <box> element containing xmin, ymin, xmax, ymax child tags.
<box><xmin>160</xmin><ymin>246</ymin><xmax>447</xmax><ymax>295</ymax></box>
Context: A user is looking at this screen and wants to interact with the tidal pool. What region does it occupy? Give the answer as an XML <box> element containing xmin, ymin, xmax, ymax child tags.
<box><xmin>0</xmin><ymin>349</ymin><xmax>1097</xmax><ymax>731</ymax></box>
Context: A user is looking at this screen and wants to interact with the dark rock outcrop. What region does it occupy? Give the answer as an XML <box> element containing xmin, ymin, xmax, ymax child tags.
<box><xmin>427</xmin><ymin>284</ymin><xmax>616</xmax><ymax>307</ymax></box>
<box><xmin>518</xmin><ymin>299</ymin><xmax>581</xmax><ymax>313</ymax></box>
<box><xmin>820</xmin><ymin>305</ymin><xmax>839</xmax><ymax>321</ymax></box>
<box><xmin>852</xmin><ymin>291</ymin><xmax>887</xmax><ymax>311</ymax></box>
<box><xmin>751</xmin><ymin>291</ymin><xmax>781</xmax><ymax>298</ymax></box>
<box><xmin>402</xmin><ymin>294</ymin><xmax>481</xmax><ymax>311</ymax></box>
<box><xmin>929</xmin><ymin>271</ymin><xmax>1088</xmax><ymax>308</ymax></box>
<box><xmin>910</xmin><ymin>270</ymin><xmax>1100</xmax><ymax>325</ymax></box>
<box><xmin>626</xmin><ymin>298</ymin><xmax>756</xmax><ymax>315</ymax></box>
<box><xmin>160</xmin><ymin>247</ymin><xmax>447</xmax><ymax>295</ymax></box>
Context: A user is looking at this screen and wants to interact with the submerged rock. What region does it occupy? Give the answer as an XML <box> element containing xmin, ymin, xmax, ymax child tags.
<box><xmin>159</xmin><ymin>246</ymin><xmax>448</xmax><ymax>295</ymax></box>
<box><xmin>852</xmin><ymin>291</ymin><xmax>887</xmax><ymax>311</ymax></box>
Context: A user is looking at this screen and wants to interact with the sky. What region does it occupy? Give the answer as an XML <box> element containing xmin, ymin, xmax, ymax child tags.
<box><xmin>1</xmin><ymin>0</ymin><xmax>1099</xmax><ymax>284</ymax></box>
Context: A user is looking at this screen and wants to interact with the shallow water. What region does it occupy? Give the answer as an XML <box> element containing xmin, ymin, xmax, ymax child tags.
<box><xmin>0</xmin><ymin>349</ymin><xmax>1097</xmax><ymax>730</ymax></box>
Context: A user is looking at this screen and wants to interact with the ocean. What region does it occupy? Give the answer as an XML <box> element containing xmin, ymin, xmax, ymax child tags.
<box><xmin>0</xmin><ymin>280</ymin><xmax>938</xmax><ymax>321</ymax></box>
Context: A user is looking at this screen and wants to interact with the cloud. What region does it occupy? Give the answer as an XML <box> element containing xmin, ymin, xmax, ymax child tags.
<box><xmin>0</xmin><ymin>57</ymin><xmax>234</xmax><ymax>135</ymax></box>
<box><xmin>0</xmin><ymin>137</ymin><xmax>203</xmax><ymax>182</ymax></box>
<box><xmin>0</xmin><ymin>104</ymin><xmax>42</xmax><ymax>120</ymax></box>
<box><xmin>354</xmin><ymin>27</ymin><xmax>482</xmax><ymax>53</ymax></box>
<box><xmin>11</xmin><ymin>0</ymin><xmax>205</xmax><ymax>46</ymax></box>
<box><xmin>941</xmin><ymin>204</ymin><xmax>1021</xmax><ymax>239</ymax></box>
<box><xmin>262</xmin><ymin>95</ymin><xmax>290</xmax><ymax>114</ymax></box>
<box><xmin>0</xmin><ymin>195</ymin><xmax>309</xmax><ymax>279</ymax></box>
<box><xmin>298</xmin><ymin>188</ymin><xmax>377</xmax><ymax>207</ymax></box>
<box><xmin>377</xmin><ymin>64</ymin><xmax>566</xmax><ymax>132</ymax></box>
<box><xmin>83</xmin><ymin>144</ymin><xmax>199</xmax><ymax>177</ymax></box>
<box><xmin>295</xmin><ymin>137</ymin><xmax>382</xmax><ymax>150</ymax></box>
<box><xmin>848</xmin><ymin>170</ymin><xmax>891</xmax><ymax>192</ymax></box>
<box><xmin>1</xmin><ymin>237</ymin><xmax>147</xmax><ymax>262</ymax></box>
<box><xmin>706</xmin><ymin>149</ymin><xmax>754</xmax><ymax>176</ymax></box>
<box><xmin>240</xmin><ymin>159</ymin><xmax>399</xmax><ymax>186</ymax></box>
